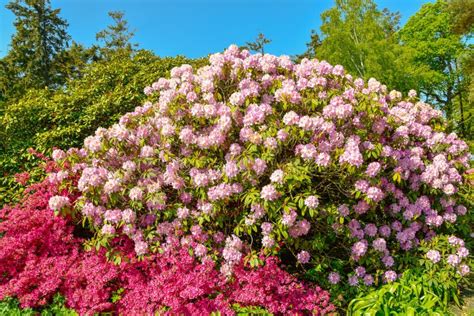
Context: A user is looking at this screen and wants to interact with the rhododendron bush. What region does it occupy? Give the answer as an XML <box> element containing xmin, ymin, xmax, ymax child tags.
<box><xmin>48</xmin><ymin>45</ymin><xmax>470</xmax><ymax>291</ymax></box>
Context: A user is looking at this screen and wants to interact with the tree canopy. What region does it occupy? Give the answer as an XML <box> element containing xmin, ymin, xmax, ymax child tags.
<box><xmin>304</xmin><ymin>0</ymin><xmax>429</xmax><ymax>94</ymax></box>
<box><xmin>399</xmin><ymin>0</ymin><xmax>472</xmax><ymax>137</ymax></box>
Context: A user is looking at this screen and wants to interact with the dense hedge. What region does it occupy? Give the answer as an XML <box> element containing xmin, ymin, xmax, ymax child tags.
<box><xmin>0</xmin><ymin>50</ymin><xmax>207</xmax><ymax>206</ymax></box>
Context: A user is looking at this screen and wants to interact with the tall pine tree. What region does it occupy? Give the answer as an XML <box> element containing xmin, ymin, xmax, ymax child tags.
<box><xmin>1</xmin><ymin>0</ymin><xmax>70</xmax><ymax>98</ymax></box>
<box><xmin>95</xmin><ymin>11</ymin><xmax>137</xmax><ymax>59</ymax></box>
<box><xmin>243</xmin><ymin>33</ymin><xmax>272</xmax><ymax>54</ymax></box>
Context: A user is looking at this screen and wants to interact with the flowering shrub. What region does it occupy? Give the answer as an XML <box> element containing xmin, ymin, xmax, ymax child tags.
<box><xmin>48</xmin><ymin>45</ymin><xmax>471</xmax><ymax>293</ymax></box>
<box><xmin>0</xmin><ymin>179</ymin><xmax>79</xmax><ymax>308</ymax></box>
<box><xmin>0</xmin><ymin>176</ymin><xmax>333</xmax><ymax>314</ymax></box>
<box><xmin>421</xmin><ymin>235</ymin><xmax>471</xmax><ymax>278</ymax></box>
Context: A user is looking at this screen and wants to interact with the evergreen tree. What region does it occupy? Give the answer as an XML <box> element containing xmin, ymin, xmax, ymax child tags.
<box><xmin>296</xmin><ymin>30</ymin><xmax>321</xmax><ymax>61</ymax></box>
<box><xmin>1</xmin><ymin>0</ymin><xmax>70</xmax><ymax>97</ymax></box>
<box><xmin>54</xmin><ymin>42</ymin><xmax>97</xmax><ymax>82</ymax></box>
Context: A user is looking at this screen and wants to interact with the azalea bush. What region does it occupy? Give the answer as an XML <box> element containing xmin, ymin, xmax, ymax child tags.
<box><xmin>0</xmin><ymin>166</ymin><xmax>333</xmax><ymax>314</ymax></box>
<box><xmin>46</xmin><ymin>44</ymin><xmax>471</xmax><ymax>302</ymax></box>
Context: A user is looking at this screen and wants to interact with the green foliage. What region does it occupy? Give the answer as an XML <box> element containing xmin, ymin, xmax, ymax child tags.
<box><xmin>54</xmin><ymin>41</ymin><xmax>97</xmax><ymax>83</ymax></box>
<box><xmin>95</xmin><ymin>11</ymin><xmax>137</xmax><ymax>58</ymax></box>
<box><xmin>348</xmin><ymin>270</ymin><xmax>453</xmax><ymax>315</ymax></box>
<box><xmin>302</xmin><ymin>0</ymin><xmax>473</xmax><ymax>149</ymax></box>
<box><xmin>447</xmin><ymin>0</ymin><xmax>474</xmax><ymax>37</ymax></box>
<box><xmin>296</xmin><ymin>30</ymin><xmax>321</xmax><ymax>61</ymax></box>
<box><xmin>232</xmin><ymin>304</ymin><xmax>272</xmax><ymax>315</ymax></box>
<box><xmin>243</xmin><ymin>33</ymin><xmax>272</xmax><ymax>54</ymax></box>
<box><xmin>0</xmin><ymin>295</ymin><xmax>77</xmax><ymax>316</ymax></box>
<box><xmin>0</xmin><ymin>148</ymin><xmax>47</xmax><ymax>206</ymax></box>
<box><xmin>1</xmin><ymin>50</ymin><xmax>206</xmax><ymax>152</ymax></box>
<box><xmin>0</xmin><ymin>297</ymin><xmax>36</xmax><ymax>316</ymax></box>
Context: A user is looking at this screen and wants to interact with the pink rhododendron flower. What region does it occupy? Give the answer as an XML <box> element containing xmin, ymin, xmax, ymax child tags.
<box><xmin>328</xmin><ymin>272</ymin><xmax>341</xmax><ymax>284</ymax></box>
<box><xmin>297</xmin><ymin>250</ymin><xmax>311</xmax><ymax>263</ymax></box>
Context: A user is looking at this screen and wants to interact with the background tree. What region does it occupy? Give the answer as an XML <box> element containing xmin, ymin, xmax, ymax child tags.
<box><xmin>95</xmin><ymin>11</ymin><xmax>137</xmax><ymax>58</ymax></box>
<box><xmin>399</xmin><ymin>0</ymin><xmax>472</xmax><ymax>138</ymax></box>
<box><xmin>448</xmin><ymin>0</ymin><xmax>473</xmax><ymax>139</ymax></box>
<box><xmin>0</xmin><ymin>0</ymin><xmax>70</xmax><ymax>99</ymax></box>
<box><xmin>0</xmin><ymin>50</ymin><xmax>207</xmax><ymax>205</ymax></box>
<box><xmin>243</xmin><ymin>33</ymin><xmax>271</xmax><ymax>54</ymax></box>
<box><xmin>447</xmin><ymin>0</ymin><xmax>474</xmax><ymax>35</ymax></box>
<box><xmin>54</xmin><ymin>41</ymin><xmax>97</xmax><ymax>83</ymax></box>
<box><xmin>303</xmin><ymin>0</ymin><xmax>428</xmax><ymax>94</ymax></box>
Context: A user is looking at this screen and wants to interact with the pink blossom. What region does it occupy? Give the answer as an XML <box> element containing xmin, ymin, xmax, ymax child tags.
<box><xmin>366</xmin><ymin>162</ymin><xmax>381</xmax><ymax>177</ymax></box>
<box><xmin>304</xmin><ymin>195</ymin><xmax>319</xmax><ymax>209</ymax></box>
<box><xmin>447</xmin><ymin>254</ymin><xmax>461</xmax><ymax>266</ymax></box>
<box><xmin>261</xmin><ymin>184</ymin><xmax>279</xmax><ymax>201</ymax></box>
<box><xmin>328</xmin><ymin>272</ymin><xmax>341</xmax><ymax>284</ymax></box>
<box><xmin>297</xmin><ymin>250</ymin><xmax>311</xmax><ymax>264</ymax></box>
<box><xmin>363</xmin><ymin>274</ymin><xmax>374</xmax><ymax>286</ymax></box>
<box><xmin>52</xmin><ymin>149</ymin><xmax>66</xmax><ymax>161</ymax></box>
<box><xmin>252</xmin><ymin>158</ymin><xmax>267</xmax><ymax>175</ymax></box>
<box><xmin>270</xmin><ymin>169</ymin><xmax>284</xmax><ymax>184</ymax></box>
<box><xmin>458</xmin><ymin>264</ymin><xmax>470</xmax><ymax>276</ymax></box>
<box><xmin>355</xmin><ymin>266</ymin><xmax>366</xmax><ymax>277</ymax></box>
<box><xmin>383</xmin><ymin>270</ymin><xmax>397</xmax><ymax>283</ymax></box>
<box><xmin>457</xmin><ymin>247</ymin><xmax>469</xmax><ymax>258</ymax></box>
<box><xmin>129</xmin><ymin>187</ymin><xmax>144</xmax><ymax>201</ymax></box>
<box><xmin>282</xmin><ymin>209</ymin><xmax>297</xmax><ymax>226</ymax></box>
<box><xmin>348</xmin><ymin>275</ymin><xmax>359</xmax><ymax>286</ymax></box>
<box><xmin>426</xmin><ymin>250</ymin><xmax>441</xmax><ymax>263</ymax></box>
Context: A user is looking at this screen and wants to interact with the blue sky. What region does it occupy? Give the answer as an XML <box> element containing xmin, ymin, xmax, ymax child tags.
<box><xmin>0</xmin><ymin>0</ymin><xmax>432</xmax><ymax>58</ymax></box>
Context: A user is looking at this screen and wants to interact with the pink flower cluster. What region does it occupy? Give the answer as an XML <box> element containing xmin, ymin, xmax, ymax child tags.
<box><xmin>425</xmin><ymin>236</ymin><xmax>470</xmax><ymax>276</ymax></box>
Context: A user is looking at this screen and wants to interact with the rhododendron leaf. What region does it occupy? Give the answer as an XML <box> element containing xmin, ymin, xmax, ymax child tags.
<box><xmin>392</xmin><ymin>172</ymin><xmax>402</xmax><ymax>183</ymax></box>
<box><xmin>298</xmin><ymin>197</ymin><xmax>304</xmax><ymax>209</ymax></box>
